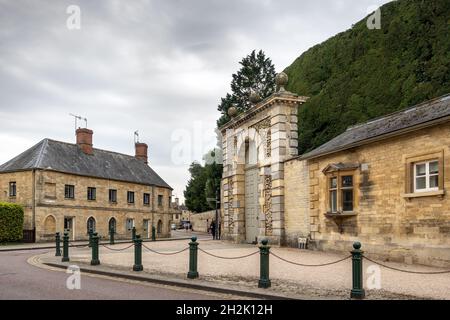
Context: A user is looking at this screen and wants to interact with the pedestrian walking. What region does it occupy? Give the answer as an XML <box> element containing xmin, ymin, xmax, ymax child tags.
<box><xmin>210</xmin><ymin>220</ymin><xmax>216</xmax><ymax>240</ymax></box>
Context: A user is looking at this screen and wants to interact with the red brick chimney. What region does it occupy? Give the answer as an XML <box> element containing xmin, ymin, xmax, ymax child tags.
<box><xmin>135</xmin><ymin>142</ymin><xmax>148</xmax><ymax>164</ymax></box>
<box><xmin>76</xmin><ymin>128</ymin><xmax>93</xmax><ymax>155</ymax></box>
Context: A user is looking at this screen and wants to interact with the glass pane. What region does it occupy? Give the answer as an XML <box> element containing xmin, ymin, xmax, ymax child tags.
<box><xmin>330</xmin><ymin>190</ymin><xmax>337</xmax><ymax>212</ymax></box>
<box><xmin>342</xmin><ymin>189</ymin><xmax>353</xmax><ymax>211</ymax></box>
<box><xmin>330</xmin><ymin>177</ymin><xmax>337</xmax><ymax>189</ymax></box>
<box><xmin>342</xmin><ymin>176</ymin><xmax>353</xmax><ymax>187</ymax></box>
<box><xmin>429</xmin><ymin>175</ymin><xmax>438</xmax><ymax>188</ymax></box>
<box><xmin>416</xmin><ymin>177</ymin><xmax>426</xmax><ymax>190</ymax></box>
<box><xmin>415</xmin><ymin>163</ymin><xmax>426</xmax><ymax>176</ymax></box>
<box><xmin>429</xmin><ymin>161</ymin><xmax>439</xmax><ymax>174</ymax></box>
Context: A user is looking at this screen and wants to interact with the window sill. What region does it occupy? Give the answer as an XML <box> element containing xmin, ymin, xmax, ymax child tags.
<box><xmin>325</xmin><ymin>212</ymin><xmax>357</xmax><ymax>218</ymax></box>
<box><xmin>401</xmin><ymin>190</ymin><xmax>444</xmax><ymax>199</ymax></box>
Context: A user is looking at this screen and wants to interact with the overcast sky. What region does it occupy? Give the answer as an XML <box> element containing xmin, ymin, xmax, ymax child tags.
<box><xmin>0</xmin><ymin>0</ymin><xmax>392</xmax><ymax>202</ymax></box>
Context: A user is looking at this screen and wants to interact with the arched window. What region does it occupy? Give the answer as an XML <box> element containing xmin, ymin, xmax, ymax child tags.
<box><xmin>108</xmin><ymin>217</ymin><xmax>117</xmax><ymax>233</ymax></box>
<box><xmin>87</xmin><ymin>216</ymin><xmax>96</xmax><ymax>233</ymax></box>
<box><xmin>157</xmin><ymin>220</ymin><xmax>163</xmax><ymax>234</ymax></box>
<box><xmin>43</xmin><ymin>215</ymin><xmax>56</xmax><ymax>235</ymax></box>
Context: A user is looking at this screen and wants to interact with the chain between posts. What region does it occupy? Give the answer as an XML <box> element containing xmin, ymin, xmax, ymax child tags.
<box><xmin>198</xmin><ymin>248</ymin><xmax>260</xmax><ymax>260</ymax></box>
<box><xmin>270</xmin><ymin>251</ymin><xmax>352</xmax><ymax>267</ymax></box>
<box><xmin>142</xmin><ymin>244</ymin><xmax>189</xmax><ymax>255</ymax></box>
<box><xmin>363</xmin><ymin>256</ymin><xmax>450</xmax><ymax>274</ymax></box>
<box><xmin>100</xmin><ymin>243</ymin><xmax>134</xmax><ymax>251</ymax></box>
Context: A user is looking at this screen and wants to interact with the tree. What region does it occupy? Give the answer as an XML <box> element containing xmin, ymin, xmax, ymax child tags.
<box><xmin>284</xmin><ymin>0</ymin><xmax>450</xmax><ymax>154</ymax></box>
<box><xmin>184</xmin><ymin>150</ymin><xmax>223</xmax><ymax>213</ymax></box>
<box><xmin>184</xmin><ymin>162</ymin><xmax>209</xmax><ymax>213</ymax></box>
<box><xmin>217</xmin><ymin>50</ymin><xmax>277</xmax><ymax>127</ymax></box>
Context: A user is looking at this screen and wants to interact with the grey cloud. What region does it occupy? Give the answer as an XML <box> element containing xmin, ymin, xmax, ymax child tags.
<box><xmin>0</xmin><ymin>0</ymin><xmax>393</xmax><ymax>201</ymax></box>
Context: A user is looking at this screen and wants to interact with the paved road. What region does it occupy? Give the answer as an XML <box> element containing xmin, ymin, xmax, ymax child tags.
<box><xmin>0</xmin><ymin>249</ymin><xmax>234</xmax><ymax>300</ymax></box>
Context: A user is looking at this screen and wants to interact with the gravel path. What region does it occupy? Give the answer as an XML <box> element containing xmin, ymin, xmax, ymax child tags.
<box><xmin>66</xmin><ymin>239</ymin><xmax>450</xmax><ymax>300</ymax></box>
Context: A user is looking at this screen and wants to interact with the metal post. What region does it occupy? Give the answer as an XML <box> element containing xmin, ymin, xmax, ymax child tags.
<box><xmin>109</xmin><ymin>227</ymin><xmax>115</xmax><ymax>245</ymax></box>
<box><xmin>350</xmin><ymin>242</ymin><xmax>365</xmax><ymax>299</ymax></box>
<box><xmin>258</xmin><ymin>239</ymin><xmax>271</xmax><ymax>288</ymax></box>
<box><xmin>215</xmin><ymin>189</ymin><xmax>219</xmax><ymax>240</ymax></box>
<box><xmin>187</xmin><ymin>236</ymin><xmax>199</xmax><ymax>279</ymax></box>
<box><xmin>132</xmin><ymin>226</ymin><xmax>136</xmax><ymax>241</ymax></box>
<box><xmin>88</xmin><ymin>228</ymin><xmax>93</xmax><ymax>248</ymax></box>
<box><xmin>55</xmin><ymin>232</ymin><xmax>61</xmax><ymax>257</ymax></box>
<box><xmin>152</xmin><ymin>225</ymin><xmax>156</xmax><ymax>241</ymax></box>
<box><xmin>133</xmin><ymin>235</ymin><xmax>143</xmax><ymax>271</ymax></box>
<box><xmin>62</xmin><ymin>231</ymin><xmax>70</xmax><ymax>262</ymax></box>
<box><xmin>90</xmin><ymin>232</ymin><xmax>100</xmax><ymax>266</ymax></box>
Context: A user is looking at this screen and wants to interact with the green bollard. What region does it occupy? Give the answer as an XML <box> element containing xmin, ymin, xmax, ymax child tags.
<box><xmin>90</xmin><ymin>232</ymin><xmax>100</xmax><ymax>266</ymax></box>
<box><xmin>109</xmin><ymin>227</ymin><xmax>115</xmax><ymax>245</ymax></box>
<box><xmin>132</xmin><ymin>226</ymin><xmax>136</xmax><ymax>241</ymax></box>
<box><xmin>350</xmin><ymin>242</ymin><xmax>365</xmax><ymax>299</ymax></box>
<box><xmin>133</xmin><ymin>235</ymin><xmax>143</xmax><ymax>271</ymax></box>
<box><xmin>88</xmin><ymin>229</ymin><xmax>93</xmax><ymax>248</ymax></box>
<box><xmin>55</xmin><ymin>232</ymin><xmax>61</xmax><ymax>257</ymax></box>
<box><xmin>187</xmin><ymin>236</ymin><xmax>199</xmax><ymax>279</ymax></box>
<box><xmin>62</xmin><ymin>231</ymin><xmax>70</xmax><ymax>262</ymax></box>
<box><xmin>258</xmin><ymin>239</ymin><xmax>271</xmax><ymax>288</ymax></box>
<box><xmin>152</xmin><ymin>226</ymin><xmax>156</xmax><ymax>241</ymax></box>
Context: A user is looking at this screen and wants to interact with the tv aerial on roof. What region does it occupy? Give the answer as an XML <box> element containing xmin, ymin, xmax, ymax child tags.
<box><xmin>69</xmin><ymin>113</ymin><xmax>88</xmax><ymax>133</ymax></box>
<box><xmin>134</xmin><ymin>130</ymin><xmax>140</xmax><ymax>143</ymax></box>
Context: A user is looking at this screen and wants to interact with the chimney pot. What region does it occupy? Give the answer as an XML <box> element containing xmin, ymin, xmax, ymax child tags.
<box><xmin>76</xmin><ymin>128</ymin><xmax>93</xmax><ymax>155</ymax></box>
<box><xmin>135</xmin><ymin>142</ymin><xmax>148</xmax><ymax>164</ymax></box>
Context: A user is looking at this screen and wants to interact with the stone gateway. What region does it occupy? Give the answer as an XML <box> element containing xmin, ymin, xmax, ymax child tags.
<box><xmin>220</xmin><ymin>72</ymin><xmax>450</xmax><ymax>268</ymax></box>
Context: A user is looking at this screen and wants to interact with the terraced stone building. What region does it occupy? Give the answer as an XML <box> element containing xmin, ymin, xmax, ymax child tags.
<box><xmin>0</xmin><ymin>128</ymin><xmax>174</xmax><ymax>242</ymax></box>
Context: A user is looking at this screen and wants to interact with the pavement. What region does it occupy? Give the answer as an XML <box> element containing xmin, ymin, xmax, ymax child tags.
<box><xmin>35</xmin><ymin>238</ymin><xmax>450</xmax><ymax>300</ymax></box>
<box><xmin>0</xmin><ymin>230</ymin><xmax>209</xmax><ymax>252</ymax></box>
<box><xmin>0</xmin><ymin>248</ymin><xmax>247</xmax><ymax>300</ymax></box>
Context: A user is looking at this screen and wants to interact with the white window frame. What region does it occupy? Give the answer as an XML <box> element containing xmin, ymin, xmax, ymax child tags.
<box><xmin>329</xmin><ymin>177</ymin><xmax>338</xmax><ymax>213</ymax></box>
<box><xmin>413</xmin><ymin>160</ymin><xmax>439</xmax><ymax>193</ymax></box>
<box><xmin>126</xmin><ymin>218</ymin><xmax>135</xmax><ymax>231</ymax></box>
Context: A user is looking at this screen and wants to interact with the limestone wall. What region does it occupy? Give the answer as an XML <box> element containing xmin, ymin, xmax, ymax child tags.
<box><xmin>0</xmin><ymin>171</ymin><xmax>34</xmax><ymax>230</ymax></box>
<box><xmin>284</xmin><ymin>159</ymin><xmax>310</xmax><ymax>246</ymax></box>
<box><xmin>190</xmin><ymin>210</ymin><xmax>216</xmax><ymax>233</ymax></box>
<box><xmin>306</xmin><ymin>123</ymin><xmax>450</xmax><ymax>267</ymax></box>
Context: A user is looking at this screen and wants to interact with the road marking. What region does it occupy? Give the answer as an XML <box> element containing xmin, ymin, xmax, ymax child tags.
<box><xmin>27</xmin><ymin>254</ymin><xmax>251</xmax><ymax>300</ymax></box>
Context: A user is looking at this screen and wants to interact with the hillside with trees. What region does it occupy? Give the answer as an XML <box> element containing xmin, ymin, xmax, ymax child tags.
<box><xmin>284</xmin><ymin>0</ymin><xmax>450</xmax><ymax>154</ymax></box>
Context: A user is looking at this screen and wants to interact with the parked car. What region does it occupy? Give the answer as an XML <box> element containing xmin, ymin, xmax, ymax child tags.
<box><xmin>170</xmin><ymin>223</ymin><xmax>177</xmax><ymax>230</ymax></box>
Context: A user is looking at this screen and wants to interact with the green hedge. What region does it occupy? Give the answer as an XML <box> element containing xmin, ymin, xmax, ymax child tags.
<box><xmin>0</xmin><ymin>202</ymin><xmax>24</xmax><ymax>242</ymax></box>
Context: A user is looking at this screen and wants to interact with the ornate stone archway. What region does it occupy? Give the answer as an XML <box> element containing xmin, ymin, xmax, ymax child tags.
<box><xmin>220</xmin><ymin>73</ymin><xmax>308</xmax><ymax>245</ymax></box>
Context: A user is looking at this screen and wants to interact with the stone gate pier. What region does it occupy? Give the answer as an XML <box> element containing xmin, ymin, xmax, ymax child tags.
<box><xmin>220</xmin><ymin>73</ymin><xmax>308</xmax><ymax>245</ymax></box>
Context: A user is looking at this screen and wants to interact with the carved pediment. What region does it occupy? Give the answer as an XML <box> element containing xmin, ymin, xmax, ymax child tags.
<box><xmin>322</xmin><ymin>162</ymin><xmax>359</xmax><ymax>174</ymax></box>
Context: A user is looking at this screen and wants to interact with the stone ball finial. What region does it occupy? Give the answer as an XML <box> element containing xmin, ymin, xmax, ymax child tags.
<box><xmin>228</xmin><ymin>105</ymin><xmax>238</xmax><ymax>118</ymax></box>
<box><xmin>249</xmin><ymin>90</ymin><xmax>262</xmax><ymax>104</ymax></box>
<box><xmin>276</xmin><ymin>72</ymin><xmax>288</xmax><ymax>91</ymax></box>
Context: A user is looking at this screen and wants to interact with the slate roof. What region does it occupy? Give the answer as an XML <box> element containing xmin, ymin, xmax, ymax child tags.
<box><xmin>0</xmin><ymin>139</ymin><xmax>172</xmax><ymax>189</ymax></box>
<box><xmin>301</xmin><ymin>94</ymin><xmax>450</xmax><ymax>160</ymax></box>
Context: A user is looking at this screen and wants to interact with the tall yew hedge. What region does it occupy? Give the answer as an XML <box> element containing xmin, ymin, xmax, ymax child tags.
<box><xmin>0</xmin><ymin>202</ymin><xmax>24</xmax><ymax>242</ymax></box>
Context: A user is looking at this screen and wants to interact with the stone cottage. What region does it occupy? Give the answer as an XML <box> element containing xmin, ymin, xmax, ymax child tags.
<box><xmin>0</xmin><ymin>127</ymin><xmax>174</xmax><ymax>242</ymax></box>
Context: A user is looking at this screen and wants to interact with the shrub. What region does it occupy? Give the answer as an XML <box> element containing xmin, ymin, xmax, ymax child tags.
<box><xmin>0</xmin><ymin>202</ymin><xmax>24</xmax><ymax>242</ymax></box>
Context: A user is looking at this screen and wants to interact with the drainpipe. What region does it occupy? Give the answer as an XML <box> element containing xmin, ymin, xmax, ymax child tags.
<box><xmin>151</xmin><ymin>185</ymin><xmax>155</xmax><ymax>230</ymax></box>
<box><xmin>32</xmin><ymin>169</ymin><xmax>36</xmax><ymax>232</ymax></box>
